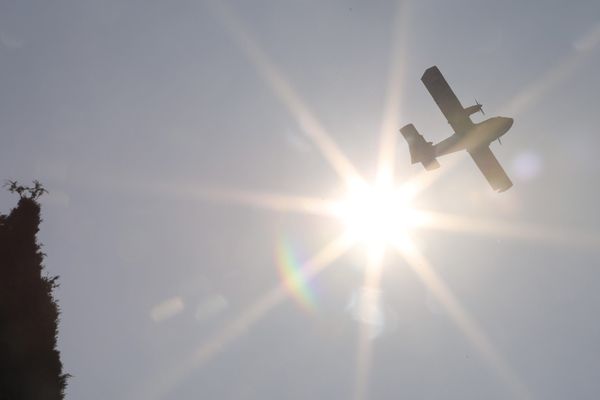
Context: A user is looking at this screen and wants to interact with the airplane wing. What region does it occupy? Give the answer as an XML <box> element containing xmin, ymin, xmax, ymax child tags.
<box><xmin>468</xmin><ymin>146</ymin><xmax>513</xmax><ymax>192</ymax></box>
<box><xmin>421</xmin><ymin>66</ymin><xmax>472</xmax><ymax>134</ymax></box>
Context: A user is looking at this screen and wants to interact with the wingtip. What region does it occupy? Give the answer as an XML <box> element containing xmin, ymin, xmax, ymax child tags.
<box><xmin>496</xmin><ymin>182</ymin><xmax>513</xmax><ymax>193</ymax></box>
<box><xmin>424</xmin><ymin>160</ymin><xmax>440</xmax><ymax>171</ymax></box>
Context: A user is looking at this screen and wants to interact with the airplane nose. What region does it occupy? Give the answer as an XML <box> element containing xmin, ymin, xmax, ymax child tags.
<box><xmin>505</xmin><ymin>117</ymin><xmax>514</xmax><ymax>130</ymax></box>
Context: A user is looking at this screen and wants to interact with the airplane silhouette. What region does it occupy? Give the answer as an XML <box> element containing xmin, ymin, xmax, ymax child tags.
<box><xmin>400</xmin><ymin>66</ymin><xmax>513</xmax><ymax>192</ymax></box>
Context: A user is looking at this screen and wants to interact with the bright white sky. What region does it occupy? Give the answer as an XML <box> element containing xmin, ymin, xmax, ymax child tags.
<box><xmin>1</xmin><ymin>1</ymin><xmax>600</xmax><ymax>399</ymax></box>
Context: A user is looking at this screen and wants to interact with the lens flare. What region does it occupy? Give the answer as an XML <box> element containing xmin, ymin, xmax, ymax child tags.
<box><xmin>276</xmin><ymin>239</ymin><xmax>318</xmax><ymax>311</ymax></box>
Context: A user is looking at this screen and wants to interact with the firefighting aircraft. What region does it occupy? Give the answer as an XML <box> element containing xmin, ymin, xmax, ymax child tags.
<box><xmin>400</xmin><ymin>66</ymin><xmax>514</xmax><ymax>192</ymax></box>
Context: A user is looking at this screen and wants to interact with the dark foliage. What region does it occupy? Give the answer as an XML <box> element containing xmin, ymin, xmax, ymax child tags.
<box><xmin>0</xmin><ymin>183</ymin><xmax>68</xmax><ymax>399</ymax></box>
<box><xmin>4</xmin><ymin>180</ymin><xmax>48</xmax><ymax>201</ymax></box>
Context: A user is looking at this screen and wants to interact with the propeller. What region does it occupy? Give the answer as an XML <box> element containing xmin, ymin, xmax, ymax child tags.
<box><xmin>475</xmin><ymin>98</ymin><xmax>485</xmax><ymax>115</ymax></box>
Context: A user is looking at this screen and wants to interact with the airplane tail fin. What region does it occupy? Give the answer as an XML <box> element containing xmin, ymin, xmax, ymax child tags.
<box><xmin>400</xmin><ymin>124</ymin><xmax>440</xmax><ymax>171</ymax></box>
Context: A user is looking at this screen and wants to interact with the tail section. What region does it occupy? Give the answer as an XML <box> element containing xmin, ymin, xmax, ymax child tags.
<box><xmin>400</xmin><ymin>124</ymin><xmax>440</xmax><ymax>170</ymax></box>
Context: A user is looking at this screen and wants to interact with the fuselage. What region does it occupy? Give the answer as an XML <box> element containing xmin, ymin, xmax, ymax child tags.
<box><xmin>434</xmin><ymin>116</ymin><xmax>513</xmax><ymax>156</ymax></box>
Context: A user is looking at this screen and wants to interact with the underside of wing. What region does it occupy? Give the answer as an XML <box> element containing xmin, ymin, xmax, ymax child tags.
<box><xmin>468</xmin><ymin>146</ymin><xmax>513</xmax><ymax>192</ymax></box>
<box><xmin>422</xmin><ymin>66</ymin><xmax>472</xmax><ymax>134</ymax></box>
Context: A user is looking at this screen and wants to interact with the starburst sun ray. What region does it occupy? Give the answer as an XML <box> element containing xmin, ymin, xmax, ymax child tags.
<box><xmin>353</xmin><ymin>244</ymin><xmax>386</xmax><ymax>400</ymax></box>
<box><xmin>393</xmin><ymin>240</ymin><xmax>531</xmax><ymax>400</ymax></box>
<box><xmin>417</xmin><ymin>210</ymin><xmax>600</xmax><ymax>250</ymax></box>
<box><xmin>132</xmin><ymin>233</ymin><xmax>355</xmax><ymax>400</ymax></box>
<box><xmin>183</xmin><ymin>184</ymin><xmax>340</xmax><ymax>218</ymax></box>
<box><xmin>375</xmin><ymin>0</ymin><xmax>409</xmax><ymax>187</ymax></box>
<box><xmin>210</xmin><ymin>0</ymin><xmax>364</xmax><ymax>188</ymax></box>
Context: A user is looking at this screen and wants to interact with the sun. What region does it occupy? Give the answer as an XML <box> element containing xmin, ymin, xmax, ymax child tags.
<box><xmin>332</xmin><ymin>181</ymin><xmax>426</xmax><ymax>251</ymax></box>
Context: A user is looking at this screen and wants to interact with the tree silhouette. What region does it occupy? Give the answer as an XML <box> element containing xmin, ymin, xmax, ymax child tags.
<box><xmin>4</xmin><ymin>180</ymin><xmax>48</xmax><ymax>201</ymax></box>
<box><xmin>0</xmin><ymin>181</ymin><xmax>68</xmax><ymax>399</ymax></box>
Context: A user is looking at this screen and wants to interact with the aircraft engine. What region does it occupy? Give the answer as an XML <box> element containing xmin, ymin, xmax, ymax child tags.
<box><xmin>464</xmin><ymin>104</ymin><xmax>484</xmax><ymax>116</ymax></box>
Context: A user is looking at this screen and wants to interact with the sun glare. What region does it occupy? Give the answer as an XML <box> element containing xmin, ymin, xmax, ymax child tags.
<box><xmin>334</xmin><ymin>182</ymin><xmax>425</xmax><ymax>250</ymax></box>
<box><xmin>139</xmin><ymin>4</ymin><xmax>593</xmax><ymax>399</ymax></box>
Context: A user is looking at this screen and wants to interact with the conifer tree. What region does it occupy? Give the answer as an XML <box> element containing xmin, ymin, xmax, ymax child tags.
<box><xmin>0</xmin><ymin>181</ymin><xmax>68</xmax><ymax>399</ymax></box>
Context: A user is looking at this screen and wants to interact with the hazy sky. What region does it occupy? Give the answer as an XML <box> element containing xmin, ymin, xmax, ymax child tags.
<box><xmin>2</xmin><ymin>1</ymin><xmax>600</xmax><ymax>399</ymax></box>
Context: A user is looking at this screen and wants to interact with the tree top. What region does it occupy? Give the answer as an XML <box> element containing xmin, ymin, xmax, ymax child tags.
<box><xmin>4</xmin><ymin>180</ymin><xmax>48</xmax><ymax>200</ymax></box>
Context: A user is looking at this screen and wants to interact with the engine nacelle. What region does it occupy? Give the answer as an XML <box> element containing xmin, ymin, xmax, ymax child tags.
<box><xmin>464</xmin><ymin>104</ymin><xmax>484</xmax><ymax>116</ymax></box>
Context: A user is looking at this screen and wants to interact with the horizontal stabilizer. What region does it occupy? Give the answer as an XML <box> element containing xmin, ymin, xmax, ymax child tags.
<box><xmin>400</xmin><ymin>124</ymin><xmax>440</xmax><ymax>171</ymax></box>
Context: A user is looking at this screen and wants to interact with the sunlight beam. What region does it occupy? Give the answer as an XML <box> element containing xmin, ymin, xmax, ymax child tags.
<box><xmin>131</xmin><ymin>233</ymin><xmax>355</xmax><ymax>400</ymax></box>
<box><xmin>209</xmin><ymin>1</ymin><xmax>364</xmax><ymax>187</ymax></box>
<box><xmin>353</xmin><ymin>244</ymin><xmax>386</xmax><ymax>400</ymax></box>
<box><xmin>191</xmin><ymin>233</ymin><xmax>354</xmax><ymax>367</ymax></box>
<box><xmin>394</xmin><ymin>241</ymin><xmax>531</xmax><ymax>400</ymax></box>
<box><xmin>419</xmin><ymin>210</ymin><xmax>600</xmax><ymax>250</ymax></box>
<box><xmin>182</xmin><ymin>184</ymin><xmax>339</xmax><ymax>218</ymax></box>
<box><xmin>376</xmin><ymin>0</ymin><xmax>409</xmax><ymax>186</ymax></box>
<box><xmin>78</xmin><ymin>174</ymin><xmax>341</xmax><ymax>218</ymax></box>
<box><xmin>500</xmin><ymin>22</ymin><xmax>600</xmax><ymax>117</ymax></box>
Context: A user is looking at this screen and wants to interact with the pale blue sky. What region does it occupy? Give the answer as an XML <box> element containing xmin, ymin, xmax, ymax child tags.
<box><xmin>1</xmin><ymin>1</ymin><xmax>600</xmax><ymax>399</ymax></box>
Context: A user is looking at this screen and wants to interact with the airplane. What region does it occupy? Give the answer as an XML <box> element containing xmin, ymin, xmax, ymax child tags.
<box><xmin>400</xmin><ymin>66</ymin><xmax>514</xmax><ymax>192</ymax></box>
